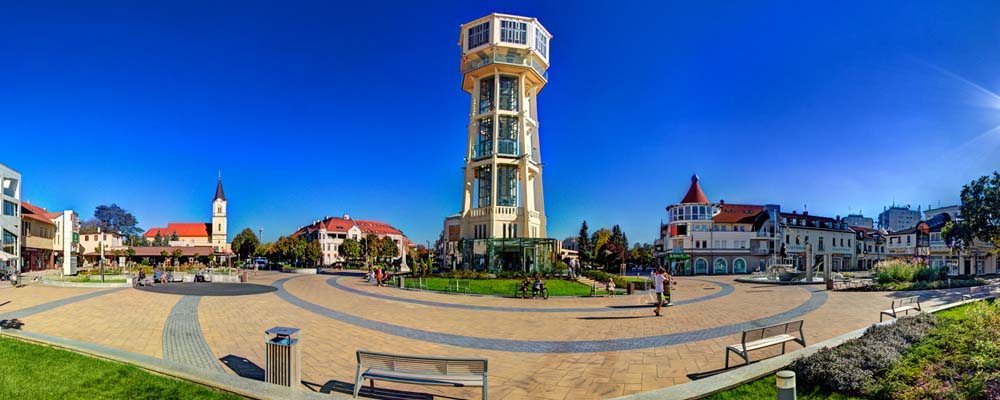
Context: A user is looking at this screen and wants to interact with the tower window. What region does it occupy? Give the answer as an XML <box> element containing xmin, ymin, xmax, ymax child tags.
<box><xmin>500</xmin><ymin>20</ymin><xmax>527</xmax><ymax>44</ymax></box>
<box><xmin>475</xmin><ymin>166</ymin><xmax>492</xmax><ymax>208</ymax></box>
<box><xmin>478</xmin><ymin>76</ymin><xmax>494</xmax><ymax>114</ymax></box>
<box><xmin>467</xmin><ymin>22</ymin><xmax>490</xmax><ymax>49</ymax></box>
<box><xmin>217</xmin><ymin>206</ymin><xmax>221</xmax><ymax>213</ymax></box>
<box><xmin>476</xmin><ymin>117</ymin><xmax>493</xmax><ymax>158</ymax></box>
<box><xmin>497</xmin><ymin>165</ymin><xmax>518</xmax><ymax>206</ymax></box>
<box><xmin>535</xmin><ymin>27</ymin><xmax>548</xmax><ymax>58</ymax></box>
<box><xmin>499</xmin><ymin>76</ymin><xmax>518</xmax><ymax>111</ymax></box>
<box><xmin>497</xmin><ymin>116</ymin><xmax>519</xmax><ymax>156</ymax></box>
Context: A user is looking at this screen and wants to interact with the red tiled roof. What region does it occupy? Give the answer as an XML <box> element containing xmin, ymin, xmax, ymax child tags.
<box><xmin>323</xmin><ymin>217</ymin><xmax>355</xmax><ymax>232</ymax></box>
<box><xmin>680</xmin><ymin>175</ymin><xmax>710</xmax><ymax>204</ymax></box>
<box><xmin>23</xmin><ymin>212</ymin><xmax>55</xmax><ymax>225</ymax></box>
<box><xmin>20</xmin><ymin>201</ymin><xmax>49</xmax><ymax>215</ymax></box>
<box><xmin>144</xmin><ymin>223</ymin><xmax>210</xmax><ymax>238</ymax></box>
<box><xmin>713</xmin><ymin>204</ymin><xmax>766</xmax><ymax>224</ymax></box>
<box><xmin>849</xmin><ymin>226</ymin><xmax>878</xmax><ymax>234</ymax></box>
<box><xmin>355</xmin><ymin>220</ymin><xmax>403</xmax><ymax>235</ymax></box>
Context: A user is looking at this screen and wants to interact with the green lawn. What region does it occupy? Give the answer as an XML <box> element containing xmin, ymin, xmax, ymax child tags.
<box><xmin>0</xmin><ymin>336</ymin><xmax>242</xmax><ymax>400</ymax></box>
<box><xmin>411</xmin><ymin>277</ymin><xmax>596</xmax><ymax>296</ymax></box>
<box><xmin>707</xmin><ymin>300</ymin><xmax>998</xmax><ymax>399</ymax></box>
<box><xmin>705</xmin><ymin>376</ymin><xmax>863</xmax><ymax>400</ymax></box>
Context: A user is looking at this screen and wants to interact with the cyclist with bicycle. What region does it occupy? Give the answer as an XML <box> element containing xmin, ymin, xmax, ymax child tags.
<box><xmin>519</xmin><ymin>276</ymin><xmax>532</xmax><ymax>299</ymax></box>
<box><xmin>532</xmin><ymin>275</ymin><xmax>546</xmax><ymax>299</ymax></box>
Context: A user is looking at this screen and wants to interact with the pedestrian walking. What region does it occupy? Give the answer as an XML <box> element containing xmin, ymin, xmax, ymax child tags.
<box><xmin>652</xmin><ymin>267</ymin><xmax>667</xmax><ymax>316</ymax></box>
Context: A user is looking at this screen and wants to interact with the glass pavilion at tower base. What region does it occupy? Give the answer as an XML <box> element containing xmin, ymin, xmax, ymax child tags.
<box><xmin>458</xmin><ymin>238</ymin><xmax>559</xmax><ymax>272</ymax></box>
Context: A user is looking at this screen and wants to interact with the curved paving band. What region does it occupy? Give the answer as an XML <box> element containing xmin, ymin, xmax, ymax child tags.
<box><xmin>275</xmin><ymin>276</ymin><xmax>828</xmax><ymax>353</ymax></box>
<box><xmin>324</xmin><ymin>275</ymin><xmax>736</xmax><ymax>313</ymax></box>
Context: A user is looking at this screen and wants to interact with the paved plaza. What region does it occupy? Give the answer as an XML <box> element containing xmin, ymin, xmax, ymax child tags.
<box><xmin>0</xmin><ymin>271</ymin><xmax>978</xmax><ymax>399</ymax></box>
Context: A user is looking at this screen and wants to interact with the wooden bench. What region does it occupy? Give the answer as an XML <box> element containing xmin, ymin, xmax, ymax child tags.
<box><xmin>725</xmin><ymin>320</ymin><xmax>806</xmax><ymax>368</ymax></box>
<box><xmin>962</xmin><ymin>285</ymin><xmax>997</xmax><ymax>301</ymax></box>
<box><xmin>880</xmin><ymin>296</ymin><xmax>921</xmax><ymax>322</ymax></box>
<box><xmin>354</xmin><ymin>350</ymin><xmax>488</xmax><ymax>399</ymax></box>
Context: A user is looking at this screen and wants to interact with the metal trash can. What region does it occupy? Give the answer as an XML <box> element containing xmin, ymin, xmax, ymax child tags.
<box><xmin>241</xmin><ymin>270</ymin><xmax>249</xmax><ymax>283</ymax></box>
<box><xmin>626</xmin><ymin>282</ymin><xmax>634</xmax><ymax>295</ymax></box>
<box><xmin>264</xmin><ymin>326</ymin><xmax>301</xmax><ymax>387</ymax></box>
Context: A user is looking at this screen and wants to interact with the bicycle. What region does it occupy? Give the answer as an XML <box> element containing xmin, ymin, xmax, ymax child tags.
<box><xmin>532</xmin><ymin>286</ymin><xmax>549</xmax><ymax>300</ymax></box>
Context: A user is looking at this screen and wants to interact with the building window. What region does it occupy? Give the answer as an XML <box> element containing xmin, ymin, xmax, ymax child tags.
<box><xmin>497</xmin><ymin>116</ymin><xmax>519</xmax><ymax>156</ymax></box>
<box><xmin>695</xmin><ymin>258</ymin><xmax>708</xmax><ymax>274</ymax></box>
<box><xmin>499</xmin><ymin>76</ymin><xmax>519</xmax><ymax>111</ymax></box>
<box><xmin>714</xmin><ymin>258</ymin><xmax>728</xmax><ymax>274</ymax></box>
<box><xmin>479</xmin><ymin>76</ymin><xmax>494</xmax><ymax>114</ymax></box>
<box><xmin>500</xmin><ymin>20</ymin><xmax>527</xmax><ymax>44</ymax></box>
<box><xmin>467</xmin><ymin>22</ymin><xmax>490</xmax><ymax>49</ymax></box>
<box><xmin>2</xmin><ymin>229</ymin><xmax>15</xmax><ymax>256</ymax></box>
<box><xmin>476</xmin><ymin>166</ymin><xmax>492</xmax><ymax>208</ymax></box>
<box><xmin>733</xmin><ymin>258</ymin><xmax>747</xmax><ymax>273</ymax></box>
<box><xmin>497</xmin><ymin>165</ymin><xmax>518</xmax><ymax>206</ymax></box>
<box><xmin>535</xmin><ymin>27</ymin><xmax>548</xmax><ymax>57</ymax></box>
<box><xmin>2</xmin><ymin>178</ymin><xmax>16</xmax><ymax>197</ymax></box>
<box><xmin>2</xmin><ymin>200</ymin><xmax>15</xmax><ymax>217</ymax></box>
<box><xmin>476</xmin><ymin>117</ymin><xmax>493</xmax><ymax>158</ymax></box>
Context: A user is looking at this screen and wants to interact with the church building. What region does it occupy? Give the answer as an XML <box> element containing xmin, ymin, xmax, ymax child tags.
<box><xmin>143</xmin><ymin>177</ymin><xmax>229</xmax><ymax>255</ymax></box>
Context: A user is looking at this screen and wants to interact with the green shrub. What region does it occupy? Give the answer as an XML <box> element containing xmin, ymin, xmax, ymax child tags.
<box><xmin>792</xmin><ymin>313</ymin><xmax>937</xmax><ymax>396</ymax></box>
<box><xmin>581</xmin><ymin>270</ymin><xmax>629</xmax><ymax>289</ymax></box>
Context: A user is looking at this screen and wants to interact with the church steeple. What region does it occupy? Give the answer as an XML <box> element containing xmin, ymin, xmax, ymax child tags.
<box><xmin>213</xmin><ymin>175</ymin><xmax>226</xmax><ymax>202</ymax></box>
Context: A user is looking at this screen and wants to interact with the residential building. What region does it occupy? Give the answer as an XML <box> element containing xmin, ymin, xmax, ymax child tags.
<box><xmin>886</xmin><ymin>213</ymin><xmax>997</xmax><ymax>276</ymax></box>
<box><xmin>0</xmin><ymin>163</ymin><xmax>21</xmax><ymax>273</ymax></box>
<box><xmin>851</xmin><ymin>226</ymin><xmax>887</xmax><ymax>270</ymax></box>
<box><xmin>436</xmin><ymin>214</ymin><xmax>461</xmax><ymax>269</ymax></box>
<box><xmin>654</xmin><ymin>175</ymin><xmax>782</xmax><ymax>275</ymax></box>
<box><xmin>20</xmin><ymin>202</ymin><xmax>56</xmax><ymax>271</ymax></box>
<box><xmin>292</xmin><ymin>214</ymin><xmax>410</xmax><ymax>267</ymax></box>
<box><xmin>878</xmin><ymin>205</ymin><xmax>921</xmax><ymax>232</ymax></box>
<box><xmin>446</xmin><ymin>13</ymin><xmax>558</xmax><ymax>271</ymax></box>
<box><xmin>779</xmin><ymin>211</ymin><xmax>856</xmax><ymax>271</ymax></box>
<box><xmin>843</xmin><ymin>213</ymin><xmax>874</xmax><ymax>229</ymax></box>
<box><xmin>923</xmin><ymin>204</ymin><xmax>961</xmax><ymax>221</ymax></box>
<box><xmin>79</xmin><ymin>231</ymin><xmax>126</xmax><ymax>263</ymax></box>
<box><xmin>20</xmin><ymin>202</ymin><xmax>81</xmax><ymax>274</ymax></box>
<box><xmin>144</xmin><ymin>177</ymin><xmax>229</xmax><ymax>256</ymax></box>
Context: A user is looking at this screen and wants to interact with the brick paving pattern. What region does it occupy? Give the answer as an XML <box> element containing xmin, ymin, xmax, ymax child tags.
<box><xmin>0</xmin><ymin>271</ymin><xmax>980</xmax><ymax>399</ymax></box>
<box><xmin>163</xmin><ymin>295</ymin><xmax>225</xmax><ymax>372</ymax></box>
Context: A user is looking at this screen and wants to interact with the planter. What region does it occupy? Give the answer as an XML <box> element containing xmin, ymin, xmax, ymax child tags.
<box><xmin>209</xmin><ymin>274</ymin><xmax>241</xmax><ymax>283</ymax></box>
<box><xmin>41</xmin><ymin>277</ymin><xmax>133</xmax><ymax>288</ymax></box>
<box><xmin>290</xmin><ymin>268</ymin><xmax>317</xmax><ymax>275</ymax></box>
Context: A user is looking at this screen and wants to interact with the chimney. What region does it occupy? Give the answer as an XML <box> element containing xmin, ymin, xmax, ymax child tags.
<box><xmin>792</xmin><ymin>210</ymin><xmax>797</xmax><ymax>215</ymax></box>
<box><xmin>719</xmin><ymin>199</ymin><xmax>725</xmax><ymax>205</ymax></box>
<box><xmin>343</xmin><ymin>214</ymin><xmax>351</xmax><ymax>220</ymax></box>
<box><xmin>803</xmin><ymin>211</ymin><xmax>809</xmax><ymax>217</ymax></box>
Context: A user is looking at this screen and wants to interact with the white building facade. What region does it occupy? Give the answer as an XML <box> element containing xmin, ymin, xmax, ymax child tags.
<box><xmin>0</xmin><ymin>163</ymin><xmax>21</xmax><ymax>273</ymax></box>
<box><xmin>779</xmin><ymin>212</ymin><xmax>856</xmax><ymax>271</ymax></box>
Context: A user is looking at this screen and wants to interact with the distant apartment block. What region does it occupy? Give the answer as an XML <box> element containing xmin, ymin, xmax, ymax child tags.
<box><xmin>843</xmin><ymin>213</ymin><xmax>874</xmax><ymax>229</ymax></box>
<box><xmin>878</xmin><ymin>205</ymin><xmax>921</xmax><ymax>232</ymax></box>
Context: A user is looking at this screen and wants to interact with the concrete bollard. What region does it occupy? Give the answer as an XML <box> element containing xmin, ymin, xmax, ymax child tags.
<box><xmin>776</xmin><ymin>370</ymin><xmax>796</xmax><ymax>400</ymax></box>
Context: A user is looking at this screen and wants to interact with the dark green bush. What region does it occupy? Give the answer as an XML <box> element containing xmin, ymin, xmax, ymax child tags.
<box><xmin>792</xmin><ymin>313</ymin><xmax>937</xmax><ymax>396</ymax></box>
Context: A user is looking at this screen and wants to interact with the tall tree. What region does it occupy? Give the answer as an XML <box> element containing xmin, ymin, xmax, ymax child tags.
<box><xmin>944</xmin><ymin>171</ymin><xmax>1000</xmax><ymax>250</ymax></box>
<box><xmin>169</xmin><ymin>231</ymin><xmax>179</xmax><ymax>242</ymax></box>
<box><xmin>92</xmin><ymin>204</ymin><xmax>141</xmax><ymax>237</ymax></box>
<box><xmin>153</xmin><ymin>231</ymin><xmax>164</xmax><ymax>247</ymax></box>
<box><xmin>340</xmin><ymin>238</ymin><xmax>362</xmax><ymax>264</ymax></box>
<box><xmin>577</xmin><ymin>221</ymin><xmax>592</xmax><ymax>265</ymax></box>
<box><xmin>301</xmin><ymin>239</ymin><xmax>321</xmax><ymax>266</ymax></box>
<box><xmin>231</xmin><ymin>228</ymin><xmax>260</xmax><ymax>262</ymax></box>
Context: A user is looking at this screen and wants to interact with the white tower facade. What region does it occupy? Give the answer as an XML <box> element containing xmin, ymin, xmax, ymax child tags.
<box><xmin>457</xmin><ymin>13</ymin><xmax>552</xmax><ymax>241</ymax></box>
<box><xmin>211</xmin><ymin>177</ymin><xmax>228</xmax><ymax>253</ymax></box>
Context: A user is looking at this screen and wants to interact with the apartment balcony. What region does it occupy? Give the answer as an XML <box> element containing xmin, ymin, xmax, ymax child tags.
<box><xmin>468</xmin><ymin>206</ymin><xmax>524</xmax><ymax>221</ymax></box>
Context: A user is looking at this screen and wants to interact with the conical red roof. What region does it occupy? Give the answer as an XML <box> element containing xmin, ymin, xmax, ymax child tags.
<box><xmin>680</xmin><ymin>175</ymin><xmax>710</xmax><ymax>204</ymax></box>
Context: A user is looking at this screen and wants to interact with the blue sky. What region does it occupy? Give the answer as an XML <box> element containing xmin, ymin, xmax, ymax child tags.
<box><xmin>2</xmin><ymin>1</ymin><xmax>1000</xmax><ymax>244</ymax></box>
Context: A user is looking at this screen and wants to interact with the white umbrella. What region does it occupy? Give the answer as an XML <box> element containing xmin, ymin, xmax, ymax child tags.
<box><xmin>0</xmin><ymin>251</ymin><xmax>15</xmax><ymax>261</ymax></box>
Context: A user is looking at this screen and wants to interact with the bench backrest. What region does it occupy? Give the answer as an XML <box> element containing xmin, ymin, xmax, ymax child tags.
<box><xmin>893</xmin><ymin>296</ymin><xmax>919</xmax><ymax>309</ymax></box>
<box><xmin>357</xmin><ymin>351</ymin><xmax>487</xmax><ymax>376</ymax></box>
<box><xmin>742</xmin><ymin>320</ymin><xmax>804</xmax><ymax>344</ymax></box>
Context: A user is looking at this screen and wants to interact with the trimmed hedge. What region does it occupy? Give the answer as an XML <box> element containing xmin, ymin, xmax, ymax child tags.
<box><xmin>791</xmin><ymin>313</ymin><xmax>937</xmax><ymax>396</ymax></box>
